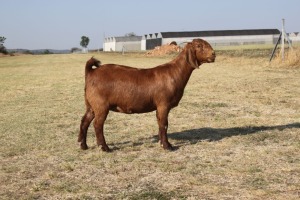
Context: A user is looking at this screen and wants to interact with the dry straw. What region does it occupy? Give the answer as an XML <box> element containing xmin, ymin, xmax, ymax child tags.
<box><xmin>270</xmin><ymin>47</ymin><xmax>300</xmax><ymax>68</ymax></box>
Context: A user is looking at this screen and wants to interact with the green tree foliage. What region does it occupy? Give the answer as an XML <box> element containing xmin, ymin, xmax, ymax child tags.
<box><xmin>0</xmin><ymin>36</ymin><xmax>7</xmax><ymax>54</ymax></box>
<box><xmin>80</xmin><ymin>36</ymin><xmax>90</xmax><ymax>48</ymax></box>
<box><xmin>43</xmin><ymin>49</ymin><xmax>52</xmax><ymax>54</ymax></box>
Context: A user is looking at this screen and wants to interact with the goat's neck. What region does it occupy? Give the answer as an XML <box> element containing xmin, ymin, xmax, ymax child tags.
<box><xmin>169</xmin><ymin>51</ymin><xmax>195</xmax><ymax>90</ymax></box>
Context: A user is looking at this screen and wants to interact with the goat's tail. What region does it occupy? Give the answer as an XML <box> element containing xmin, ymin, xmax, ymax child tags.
<box><xmin>85</xmin><ymin>57</ymin><xmax>101</xmax><ymax>75</ymax></box>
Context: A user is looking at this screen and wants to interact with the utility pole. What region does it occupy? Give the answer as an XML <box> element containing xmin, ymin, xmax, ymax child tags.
<box><xmin>281</xmin><ymin>19</ymin><xmax>285</xmax><ymax>61</ymax></box>
<box><xmin>269</xmin><ymin>18</ymin><xmax>293</xmax><ymax>62</ymax></box>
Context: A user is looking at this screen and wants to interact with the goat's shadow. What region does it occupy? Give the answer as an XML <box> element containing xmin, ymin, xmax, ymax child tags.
<box><xmin>168</xmin><ymin>122</ymin><xmax>300</xmax><ymax>146</ymax></box>
<box><xmin>109</xmin><ymin>122</ymin><xmax>300</xmax><ymax>150</ymax></box>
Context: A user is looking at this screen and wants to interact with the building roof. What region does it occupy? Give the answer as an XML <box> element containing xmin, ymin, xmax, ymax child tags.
<box><xmin>160</xmin><ymin>29</ymin><xmax>280</xmax><ymax>38</ymax></box>
<box><xmin>289</xmin><ymin>32</ymin><xmax>299</xmax><ymax>37</ymax></box>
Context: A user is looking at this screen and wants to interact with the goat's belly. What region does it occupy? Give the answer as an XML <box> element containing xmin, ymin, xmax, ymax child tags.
<box><xmin>109</xmin><ymin>102</ymin><xmax>156</xmax><ymax>114</ymax></box>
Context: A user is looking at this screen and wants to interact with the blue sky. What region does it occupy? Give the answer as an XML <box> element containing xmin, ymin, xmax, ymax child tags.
<box><xmin>2</xmin><ymin>0</ymin><xmax>300</xmax><ymax>50</ymax></box>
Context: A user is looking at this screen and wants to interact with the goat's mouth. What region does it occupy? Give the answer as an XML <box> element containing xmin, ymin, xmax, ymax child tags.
<box><xmin>207</xmin><ymin>56</ymin><xmax>216</xmax><ymax>63</ymax></box>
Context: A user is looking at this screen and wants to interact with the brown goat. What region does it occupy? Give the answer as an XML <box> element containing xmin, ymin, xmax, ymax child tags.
<box><xmin>78</xmin><ymin>39</ymin><xmax>216</xmax><ymax>151</ymax></box>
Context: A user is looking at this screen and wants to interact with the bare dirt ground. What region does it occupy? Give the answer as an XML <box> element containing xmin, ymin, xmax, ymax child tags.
<box><xmin>0</xmin><ymin>51</ymin><xmax>299</xmax><ymax>199</ymax></box>
<box><xmin>145</xmin><ymin>44</ymin><xmax>182</xmax><ymax>56</ymax></box>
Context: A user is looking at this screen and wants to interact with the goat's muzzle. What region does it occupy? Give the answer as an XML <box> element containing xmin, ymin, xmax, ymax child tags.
<box><xmin>206</xmin><ymin>51</ymin><xmax>216</xmax><ymax>63</ymax></box>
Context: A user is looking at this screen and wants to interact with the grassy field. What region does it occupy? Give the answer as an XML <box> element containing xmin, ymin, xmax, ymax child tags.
<box><xmin>0</xmin><ymin>51</ymin><xmax>299</xmax><ymax>199</ymax></box>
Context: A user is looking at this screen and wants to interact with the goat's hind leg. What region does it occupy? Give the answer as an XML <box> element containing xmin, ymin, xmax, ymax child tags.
<box><xmin>93</xmin><ymin>108</ymin><xmax>110</xmax><ymax>152</ymax></box>
<box><xmin>78</xmin><ymin>109</ymin><xmax>94</xmax><ymax>150</ymax></box>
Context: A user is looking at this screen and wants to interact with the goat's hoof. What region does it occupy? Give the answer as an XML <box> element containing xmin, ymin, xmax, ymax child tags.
<box><xmin>80</xmin><ymin>143</ymin><xmax>88</xmax><ymax>150</ymax></box>
<box><xmin>163</xmin><ymin>143</ymin><xmax>174</xmax><ymax>151</ymax></box>
<box><xmin>101</xmin><ymin>145</ymin><xmax>111</xmax><ymax>152</ymax></box>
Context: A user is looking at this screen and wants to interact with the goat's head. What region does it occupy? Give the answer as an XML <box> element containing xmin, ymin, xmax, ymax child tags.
<box><xmin>186</xmin><ymin>39</ymin><xmax>216</xmax><ymax>68</ymax></box>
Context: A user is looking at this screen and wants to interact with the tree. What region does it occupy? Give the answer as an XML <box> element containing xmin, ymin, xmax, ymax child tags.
<box><xmin>43</xmin><ymin>49</ymin><xmax>52</xmax><ymax>54</ymax></box>
<box><xmin>80</xmin><ymin>36</ymin><xmax>90</xmax><ymax>48</ymax></box>
<box><xmin>0</xmin><ymin>36</ymin><xmax>7</xmax><ymax>54</ymax></box>
<box><xmin>0</xmin><ymin>36</ymin><xmax>6</xmax><ymax>45</ymax></box>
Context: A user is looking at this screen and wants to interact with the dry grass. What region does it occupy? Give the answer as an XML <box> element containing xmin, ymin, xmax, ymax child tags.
<box><xmin>0</xmin><ymin>52</ymin><xmax>299</xmax><ymax>199</ymax></box>
<box><xmin>270</xmin><ymin>47</ymin><xmax>300</xmax><ymax>68</ymax></box>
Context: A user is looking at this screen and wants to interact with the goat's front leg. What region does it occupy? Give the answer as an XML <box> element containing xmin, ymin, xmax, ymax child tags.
<box><xmin>156</xmin><ymin>107</ymin><xmax>173</xmax><ymax>150</ymax></box>
<box><xmin>94</xmin><ymin>110</ymin><xmax>110</xmax><ymax>152</ymax></box>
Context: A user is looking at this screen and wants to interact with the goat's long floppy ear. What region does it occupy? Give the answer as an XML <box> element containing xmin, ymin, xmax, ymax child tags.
<box><xmin>186</xmin><ymin>43</ymin><xmax>199</xmax><ymax>68</ymax></box>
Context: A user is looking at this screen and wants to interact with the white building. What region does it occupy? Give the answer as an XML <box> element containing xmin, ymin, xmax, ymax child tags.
<box><xmin>289</xmin><ymin>32</ymin><xmax>300</xmax><ymax>45</ymax></box>
<box><xmin>103</xmin><ymin>36</ymin><xmax>142</xmax><ymax>52</ymax></box>
<box><xmin>103</xmin><ymin>29</ymin><xmax>285</xmax><ymax>51</ymax></box>
<box><xmin>141</xmin><ymin>29</ymin><xmax>281</xmax><ymax>50</ymax></box>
